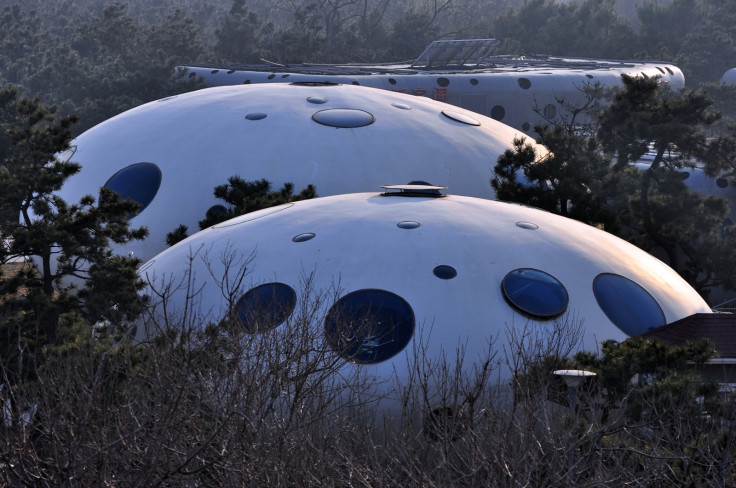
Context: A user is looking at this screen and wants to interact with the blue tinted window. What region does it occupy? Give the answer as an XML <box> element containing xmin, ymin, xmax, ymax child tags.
<box><xmin>324</xmin><ymin>289</ymin><xmax>415</xmax><ymax>364</ymax></box>
<box><xmin>103</xmin><ymin>162</ymin><xmax>162</xmax><ymax>216</ymax></box>
<box><xmin>235</xmin><ymin>282</ymin><xmax>297</xmax><ymax>333</ymax></box>
<box><xmin>593</xmin><ymin>274</ymin><xmax>665</xmax><ymax>336</ymax></box>
<box><xmin>502</xmin><ymin>268</ymin><xmax>568</xmax><ymax>319</ymax></box>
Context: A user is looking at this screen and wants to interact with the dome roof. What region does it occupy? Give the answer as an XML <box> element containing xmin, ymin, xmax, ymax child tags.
<box><xmin>58</xmin><ymin>84</ymin><xmax>543</xmax><ymax>262</ymax></box>
<box><xmin>722</xmin><ymin>68</ymin><xmax>736</xmax><ymax>84</ymax></box>
<box><xmin>138</xmin><ymin>190</ymin><xmax>711</xmax><ymax>380</ymax></box>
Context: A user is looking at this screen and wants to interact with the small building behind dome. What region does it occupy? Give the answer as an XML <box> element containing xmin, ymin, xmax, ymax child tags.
<box><xmin>57</xmin><ymin>83</ymin><xmax>544</xmax><ymax>263</ymax></box>
<box><xmin>138</xmin><ymin>189</ymin><xmax>711</xmax><ymax>383</ymax></box>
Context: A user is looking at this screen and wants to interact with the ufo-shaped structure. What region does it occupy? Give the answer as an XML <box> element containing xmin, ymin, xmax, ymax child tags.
<box><xmin>138</xmin><ymin>188</ymin><xmax>711</xmax><ymax>382</ymax></box>
<box><xmin>58</xmin><ymin>83</ymin><xmax>543</xmax><ymax>263</ymax></box>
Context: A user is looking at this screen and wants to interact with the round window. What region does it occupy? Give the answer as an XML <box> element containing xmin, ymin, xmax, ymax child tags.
<box><xmin>490</xmin><ymin>105</ymin><xmax>505</xmax><ymax>121</ymax></box>
<box><xmin>103</xmin><ymin>162</ymin><xmax>162</xmax><ymax>216</ymax></box>
<box><xmin>501</xmin><ymin>268</ymin><xmax>568</xmax><ymax>319</ymax></box>
<box><xmin>324</xmin><ymin>289</ymin><xmax>415</xmax><ymax>364</ymax></box>
<box><xmin>593</xmin><ymin>273</ymin><xmax>665</xmax><ymax>336</ymax></box>
<box><xmin>235</xmin><ymin>283</ymin><xmax>297</xmax><ymax>333</ymax></box>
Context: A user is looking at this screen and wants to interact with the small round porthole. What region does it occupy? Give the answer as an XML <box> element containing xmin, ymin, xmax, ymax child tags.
<box><xmin>470</xmin><ymin>78</ymin><xmax>479</xmax><ymax>86</ymax></box>
<box><xmin>103</xmin><ymin>162</ymin><xmax>162</xmax><ymax>217</ymax></box>
<box><xmin>490</xmin><ymin>105</ymin><xmax>505</xmax><ymax>121</ymax></box>
<box><xmin>388</xmin><ymin>78</ymin><xmax>397</xmax><ymax>85</ymax></box>
<box><xmin>522</xmin><ymin>122</ymin><xmax>531</xmax><ymax>131</ymax></box>
<box><xmin>518</xmin><ymin>78</ymin><xmax>532</xmax><ymax>89</ymax></box>
<box><xmin>235</xmin><ymin>282</ymin><xmax>297</xmax><ymax>333</ymax></box>
<box><xmin>312</xmin><ymin>109</ymin><xmax>375</xmax><ymax>128</ymax></box>
<box><xmin>433</xmin><ymin>265</ymin><xmax>457</xmax><ymax>280</ymax></box>
<box><xmin>437</xmin><ymin>77</ymin><xmax>450</xmax><ymax>87</ymax></box>
<box><xmin>245</xmin><ymin>112</ymin><xmax>267</xmax><ymax>120</ymax></box>
<box><xmin>324</xmin><ymin>289</ymin><xmax>415</xmax><ymax>364</ymax></box>
<box><xmin>501</xmin><ymin>268</ymin><xmax>568</xmax><ymax>319</ymax></box>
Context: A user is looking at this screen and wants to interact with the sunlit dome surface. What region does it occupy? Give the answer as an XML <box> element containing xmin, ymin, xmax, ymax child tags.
<box><xmin>58</xmin><ymin>84</ymin><xmax>543</xmax><ymax>262</ymax></box>
<box><xmin>721</xmin><ymin>68</ymin><xmax>736</xmax><ymax>84</ymax></box>
<box><xmin>138</xmin><ymin>190</ymin><xmax>711</xmax><ymax>380</ymax></box>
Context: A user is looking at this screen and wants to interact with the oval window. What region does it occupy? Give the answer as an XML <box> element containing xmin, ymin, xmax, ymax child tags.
<box><xmin>103</xmin><ymin>162</ymin><xmax>162</xmax><ymax>216</ymax></box>
<box><xmin>518</xmin><ymin>78</ymin><xmax>532</xmax><ymax>89</ymax></box>
<box><xmin>324</xmin><ymin>289</ymin><xmax>415</xmax><ymax>364</ymax></box>
<box><xmin>312</xmin><ymin>109</ymin><xmax>375</xmax><ymax>128</ymax></box>
<box><xmin>593</xmin><ymin>273</ymin><xmax>665</xmax><ymax>336</ymax></box>
<box><xmin>235</xmin><ymin>282</ymin><xmax>297</xmax><ymax>333</ymax></box>
<box><xmin>501</xmin><ymin>268</ymin><xmax>568</xmax><ymax>319</ymax></box>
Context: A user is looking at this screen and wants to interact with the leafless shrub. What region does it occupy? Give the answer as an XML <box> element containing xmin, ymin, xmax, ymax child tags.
<box><xmin>1</xmin><ymin>254</ymin><xmax>734</xmax><ymax>486</ymax></box>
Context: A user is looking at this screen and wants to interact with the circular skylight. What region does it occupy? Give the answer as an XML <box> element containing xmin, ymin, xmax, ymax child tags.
<box><xmin>441</xmin><ymin>111</ymin><xmax>481</xmax><ymax>126</ymax></box>
<box><xmin>324</xmin><ymin>289</ymin><xmax>415</xmax><ymax>364</ymax></box>
<box><xmin>307</xmin><ymin>96</ymin><xmax>328</xmax><ymax>104</ymax></box>
<box><xmin>501</xmin><ymin>268</ymin><xmax>569</xmax><ymax>319</ymax></box>
<box><xmin>397</xmin><ymin>221</ymin><xmax>421</xmax><ymax>229</ymax></box>
<box><xmin>312</xmin><ymin>109</ymin><xmax>375</xmax><ymax>128</ymax></box>
<box><xmin>292</xmin><ymin>232</ymin><xmax>316</xmax><ymax>242</ymax></box>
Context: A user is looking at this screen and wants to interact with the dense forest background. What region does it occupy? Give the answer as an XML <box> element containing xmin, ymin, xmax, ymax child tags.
<box><xmin>1</xmin><ymin>0</ymin><xmax>735</xmax><ymax>134</ymax></box>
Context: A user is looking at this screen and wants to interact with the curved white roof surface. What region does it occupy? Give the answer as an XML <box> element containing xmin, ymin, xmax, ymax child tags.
<box><xmin>722</xmin><ymin>68</ymin><xmax>736</xmax><ymax>84</ymax></box>
<box><xmin>138</xmin><ymin>191</ymin><xmax>711</xmax><ymax>380</ymax></box>
<box><xmin>59</xmin><ymin>83</ymin><xmax>543</xmax><ymax>262</ymax></box>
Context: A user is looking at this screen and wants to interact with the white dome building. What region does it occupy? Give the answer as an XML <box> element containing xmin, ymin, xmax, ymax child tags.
<box><xmin>58</xmin><ymin>83</ymin><xmax>542</xmax><ymax>263</ymax></box>
<box><xmin>138</xmin><ymin>188</ymin><xmax>711</xmax><ymax>382</ymax></box>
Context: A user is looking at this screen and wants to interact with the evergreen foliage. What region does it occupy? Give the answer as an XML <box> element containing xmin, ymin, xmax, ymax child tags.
<box><xmin>165</xmin><ymin>177</ymin><xmax>317</xmax><ymax>245</ymax></box>
<box><xmin>0</xmin><ymin>87</ymin><xmax>147</xmax><ymax>384</ymax></box>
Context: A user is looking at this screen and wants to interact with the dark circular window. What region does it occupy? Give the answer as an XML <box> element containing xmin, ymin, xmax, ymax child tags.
<box><xmin>324</xmin><ymin>289</ymin><xmax>415</xmax><ymax>364</ymax></box>
<box><xmin>352</xmin><ymin>81</ymin><xmax>360</xmax><ymax>85</ymax></box>
<box><xmin>441</xmin><ymin>111</ymin><xmax>481</xmax><ymax>126</ymax></box>
<box><xmin>593</xmin><ymin>273</ymin><xmax>665</xmax><ymax>336</ymax></box>
<box><xmin>312</xmin><ymin>109</ymin><xmax>375</xmax><ymax>128</ymax></box>
<box><xmin>490</xmin><ymin>105</ymin><xmax>506</xmax><ymax>121</ymax></box>
<box><xmin>543</xmin><ymin>104</ymin><xmax>557</xmax><ymax>120</ymax></box>
<box><xmin>518</xmin><ymin>78</ymin><xmax>532</xmax><ymax>89</ymax></box>
<box><xmin>210</xmin><ymin>69</ymin><xmax>219</xmax><ymax>74</ymax></box>
<box><xmin>470</xmin><ymin>78</ymin><xmax>479</xmax><ymax>86</ymax></box>
<box><xmin>267</xmin><ymin>74</ymin><xmax>276</xmax><ymax>80</ymax></box>
<box><xmin>235</xmin><ymin>282</ymin><xmax>297</xmax><ymax>333</ymax></box>
<box><xmin>501</xmin><ymin>268</ymin><xmax>568</xmax><ymax>319</ymax></box>
<box><xmin>388</xmin><ymin>78</ymin><xmax>397</xmax><ymax>85</ymax></box>
<box><xmin>103</xmin><ymin>162</ymin><xmax>162</xmax><ymax>216</ymax></box>
<box><xmin>245</xmin><ymin>112</ymin><xmax>267</xmax><ymax>120</ymax></box>
<box><xmin>433</xmin><ymin>265</ymin><xmax>457</xmax><ymax>280</ymax></box>
<box><xmin>227</xmin><ymin>69</ymin><xmax>235</xmax><ymax>74</ymax></box>
<box><xmin>522</xmin><ymin>122</ymin><xmax>531</xmax><ymax>131</ymax></box>
<box><xmin>437</xmin><ymin>77</ymin><xmax>450</xmax><ymax>87</ymax></box>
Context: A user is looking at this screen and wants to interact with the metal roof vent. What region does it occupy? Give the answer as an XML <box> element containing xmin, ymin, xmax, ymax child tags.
<box><xmin>381</xmin><ymin>183</ymin><xmax>447</xmax><ymax>198</ymax></box>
